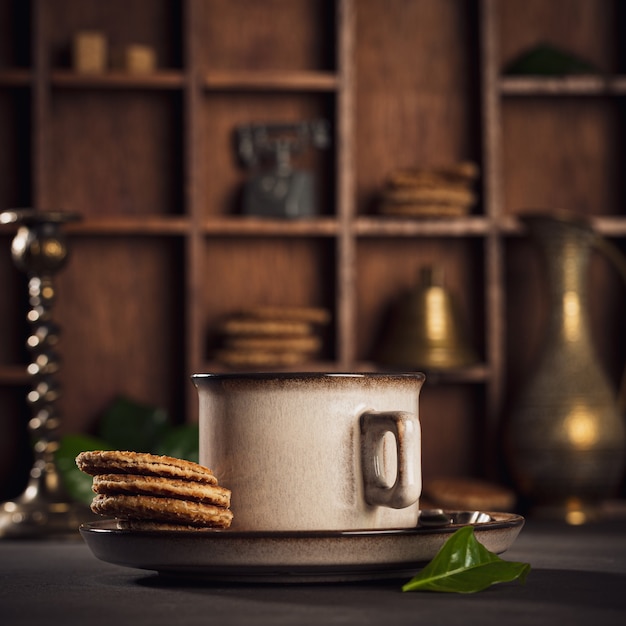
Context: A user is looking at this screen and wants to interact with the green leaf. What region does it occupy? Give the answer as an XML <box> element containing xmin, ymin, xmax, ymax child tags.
<box><xmin>57</xmin><ymin>396</ymin><xmax>199</xmax><ymax>505</ymax></box>
<box><xmin>402</xmin><ymin>525</ymin><xmax>530</xmax><ymax>593</ymax></box>
<box><xmin>97</xmin><ymin>395</ymin><xmax>169</xmax><ymax>452</ymax></box>
<box><xmin>154</xmin><ymin>424</ymin><xmax>199</xmax><ymax>463</ymax></box>
<box><xmin>55</xmin><ymin>433</ymin><xmax>111</xmax><ymax>505</ymax></box>
<box><xmin>502</xmin><ymin>42</ymin><xmax>600</xmax><ymax>76</ymax></box>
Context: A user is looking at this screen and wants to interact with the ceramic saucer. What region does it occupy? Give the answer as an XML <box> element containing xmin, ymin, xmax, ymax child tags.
<box><xmin>80</xmin><ymin>511</ymin><xmax>524</xmax><ymax>583</ymax></box>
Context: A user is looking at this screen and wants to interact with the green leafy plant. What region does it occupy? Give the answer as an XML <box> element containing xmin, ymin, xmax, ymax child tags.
<box><xmin>402</xmin><ymin>525</ymin><xmax>530</xmax><ymax>593</ymax></box>
<box><xmin>55</xmin><ymin>395</ymin><xmax>199</xmax><ymax>506</ymax></box>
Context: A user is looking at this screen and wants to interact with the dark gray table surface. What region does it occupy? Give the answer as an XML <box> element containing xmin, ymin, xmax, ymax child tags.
<box><xmin>1</xmin><ymin>517</ymin><xmax>625</xmax><ymax>626</ymax></box>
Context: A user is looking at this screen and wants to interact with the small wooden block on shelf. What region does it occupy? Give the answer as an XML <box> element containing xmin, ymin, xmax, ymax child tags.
<box><xmin>73</xmin><ymin>31</ymin><xmax>108</xmax><ymax>74</ymax></box>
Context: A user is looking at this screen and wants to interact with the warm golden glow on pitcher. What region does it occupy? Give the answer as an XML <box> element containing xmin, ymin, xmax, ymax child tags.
<box><xmin>425</xmin><ymin>288</ymin><xmax>446</xmax><ymax>341</ymax></box>
<box><xmin>564</xmin><ymin>406</ymin><xmax>599</xmax><ymax>449</ymax></box>
<box><xmin>563</xmin><ymin>290</ymin><xmax>581</xmax><ymax>342</ymax></box>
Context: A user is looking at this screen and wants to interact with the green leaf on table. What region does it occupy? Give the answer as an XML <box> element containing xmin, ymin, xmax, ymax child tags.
<box><xmin>55</xmin><ymin>433</ymin><xmax>111</xmax><ymax>505</ymax></box>
<box><xmin>402</xmin><ymin>525</ymin><xmax>530</xmax><ymax>593</ymax></box>
<box><xmin>97</xmin><ymin>395</ymin><xmax>169</xmax><ymax>452</ymax></box>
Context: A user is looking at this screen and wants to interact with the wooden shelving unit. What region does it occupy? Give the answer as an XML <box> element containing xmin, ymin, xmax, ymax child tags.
<box><xmin>2</xmin><ymin>0</ymin><xmax>625</xmax><ymax>500</ymax></box>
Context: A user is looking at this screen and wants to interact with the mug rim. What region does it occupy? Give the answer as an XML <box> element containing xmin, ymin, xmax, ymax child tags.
<box><xmin>192</xmin><ymin>371</ymin><xmax>425</xmax><ymax>382</ymax></box>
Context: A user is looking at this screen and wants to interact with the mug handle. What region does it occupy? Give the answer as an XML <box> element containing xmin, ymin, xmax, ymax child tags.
<box><xmin>360</xmin><ymin>410</ymin><xmax>421</xmax><ymax>509</ymax></box>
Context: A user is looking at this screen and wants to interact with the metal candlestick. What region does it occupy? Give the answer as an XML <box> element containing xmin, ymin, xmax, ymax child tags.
<box><xmin>0</xmin><ymin>209</ymin><xmax>92</xmax><ymax>538</ymax></box>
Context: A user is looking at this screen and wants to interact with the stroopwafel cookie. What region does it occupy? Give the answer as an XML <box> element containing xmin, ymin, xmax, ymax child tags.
<box><xmin>76</xmin><ymin>450</ymin><xmax>233</xmax><ymax>531</ymax></box>
<box><xmin>213</xmin><ymin>305</ymin><xmax>331</xmax><ymax>369</ymax></box>
<box><xmin>76</xmin><ymin>450</ymin><xmax>218</xmax><ymax>485</ymax></box>
<box><xmin>223</xmin><ymin>334</ymin><xmax>322</xmax><ymax>353</ymax></box>
<box><xmin>219</xmin><ymin>318</ymin><xmax>313</xmax><ymax>337</ymax></box>
<box><xmin>387</xmin><ymin>161</ymin><xmax>480</xmax><ymax>187</ymax></box>
<box><xmin>214</xmin><ymin>349</ymin><xmax>308</xmax><ymax>368</ymax></box>
<box><xmin>379</xmin><ymin>161</ymin><xmax>480</xmax><ymax>219</ymax></box>
<box><xmin>115</xmin><ymin>519</ymin><xmax>229</xmax><ymax>532</ymax></box>
<box><xmin>378</xmin><ymin>203</ymin><xmax>472</xmax><ymax>218</ymax></box>
<box><xmin>382</xmin><ymin>186</ymin><xmax>476</xmax><ymax>206</ymax></box>
<box><xmin>92</xmin><ymin>474</ymin><xmax>231</xmax><ymax>507</ymax></box>
<box><xmin>240</xmin><ymin>305</ymin><xmax>331</xmax><ymax>325</ymax></box>
<box><xmin>91</xmin><ymin>493</ymin><xmax>233</xmax><ymax>528</ymax></box>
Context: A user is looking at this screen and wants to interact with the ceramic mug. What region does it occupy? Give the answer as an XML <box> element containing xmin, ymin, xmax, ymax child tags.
<box><xmin>192</xmin><ymin>372</ymin><xmax>424</xmax><ymax>532</ymax></box>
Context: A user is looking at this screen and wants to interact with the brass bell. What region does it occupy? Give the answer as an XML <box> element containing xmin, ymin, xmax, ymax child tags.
<box><xmin>377</xmin><ymin>266</ymin><xmax>478</xmax><ymax>370</ymax></box>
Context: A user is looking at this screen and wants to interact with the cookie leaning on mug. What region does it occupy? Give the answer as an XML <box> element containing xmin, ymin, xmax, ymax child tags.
<box><xmin>76</xmin><ymin>450</ymin><xmax>233</xmax><ymax>530</ymax></box>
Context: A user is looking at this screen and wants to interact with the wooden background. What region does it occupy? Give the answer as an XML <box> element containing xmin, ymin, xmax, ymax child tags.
<box><xmin>1</xmin><ymin>0</ymin><xmax>625</xmax><ymax>502</ymax></box>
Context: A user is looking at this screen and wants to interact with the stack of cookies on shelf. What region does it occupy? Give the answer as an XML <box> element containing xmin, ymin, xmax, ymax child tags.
<box><xmin>214</xmin><ymin>305</ymin><xmax>330</xmax><ymax>369</ymax></box>
<box><xmin>378</xmin><ymin>161</ymin><xmax>480</xmax><ymax>218</ymax></box>
<box><xmin>76</xmin><ymin>450</ymin><xmax>233</xmax><ymax>531</ymax></box>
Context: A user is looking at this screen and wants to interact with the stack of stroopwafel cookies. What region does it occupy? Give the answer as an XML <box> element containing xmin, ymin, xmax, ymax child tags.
<box><xmin>378</xmin><ymin>161</ymin><xmax>479</xmax><ymax>218</ymax></box>
<box><xmin>76</xmin><ymin>450</ymin><xmax>233</xmax><ymax>531</ymax></box>
<box><xmin>213</xmin><ymin>305</ymin><xmax>330</xmax><ymax>369</ymax></box>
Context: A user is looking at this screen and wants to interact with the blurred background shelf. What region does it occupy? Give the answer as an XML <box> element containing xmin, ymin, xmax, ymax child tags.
<box><xmin>2</xmin><ymin>0</ymin><xmax>625</xmax><ymax>503</ymax></box>
<box><xmin>50</xmin><ymin>70</ymin><xmax>186</xmax><ymax>90</ymax></box>
<box><xmin>203</xmin><ymin>70</ymin><xmax>340</xmax><ymax>92</ymax></box>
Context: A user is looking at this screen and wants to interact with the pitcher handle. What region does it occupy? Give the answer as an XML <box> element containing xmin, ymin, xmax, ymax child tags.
<box><xmin>592</xmin><ymin>233</ymin><xmax>626</xmax><ymax>413</ymax></box>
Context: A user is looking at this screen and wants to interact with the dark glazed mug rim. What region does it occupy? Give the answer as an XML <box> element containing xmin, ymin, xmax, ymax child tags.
<box><xmin>192</xmin><ymin>371</ymin><xmax>425</xmax><ymax>384</ymax></box>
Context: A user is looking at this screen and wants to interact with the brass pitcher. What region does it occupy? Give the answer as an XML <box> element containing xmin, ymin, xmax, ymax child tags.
<box><xmin>506</xmin><ymin>211</ymin><xmax>626</xmax><ymax>523</ymax></box>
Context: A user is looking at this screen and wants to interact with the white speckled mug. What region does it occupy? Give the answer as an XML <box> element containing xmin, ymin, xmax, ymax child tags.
<box><xmin>192</xmin><ymin>372</ymin><xmax>424</xmax><ymax>532</ymax></box>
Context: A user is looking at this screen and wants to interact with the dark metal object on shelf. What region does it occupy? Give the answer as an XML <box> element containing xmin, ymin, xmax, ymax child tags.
<box><xmin>0</xmin><ymin>209</ymin><xmax>92</xmax><ymax>539</ymax></box>
<box><xmin>235</xmin><ymin>119</ymin><xmax>330</xmax><ymax>219</ymax></box>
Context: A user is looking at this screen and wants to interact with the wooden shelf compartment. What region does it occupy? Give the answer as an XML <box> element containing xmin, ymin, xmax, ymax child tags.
<box><xmin>500</xmin><ymin>97</ymin><xmax>624</xmax><ymax>218</ymax></box>
<box><xmin>199</xmin><ymin>236</ymin><xmax>338</xmax><ymax>364</ymax></box>
<box><xmin>354</xmin><ymin>237</ymin><xmax>486</xmax><ymax>368</ymax></box>
<box><xmin>41</xmin><ymin>89</ymin><xmax>185</xmax><ymax>218</ymax></box>
<box><xmin>0</xmin><ymin>86</ymin><xmax>32</xmax><ymax>209</ymax></box>
<box><xmin>197</xmin><ymin>91</ymin><xmax>337</xmax><ymax>219</ymax></box>
<box><xmin>420</xmin><ymin>383</ymin><xmax>488</xmax><ymax>480</ymax></box>
<box><xmin>44</xmin><ymin>0</ymin><xmax>183</xmax><ymax>76</ymax></box>
<box><xmin>496</xmin><ymin>0</ymin><xmax>624</xmax><ymax>80</ymax></box>
<box><xmin>54</xmin><ymin>236</ymin><xmax>187</xmax><ymax>434</ymax></box>
<box><xmin>354</xmin><ymin>0</ymin><xmax>481</xmax><ymax>223</ymax></box>
<box><xmin>196</xmin><ymin>0</ymin><xmax>337</xmax><ymax>74</ymax></box>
